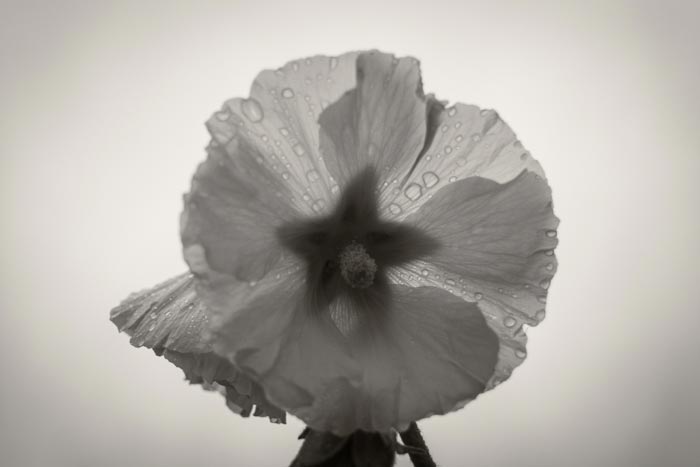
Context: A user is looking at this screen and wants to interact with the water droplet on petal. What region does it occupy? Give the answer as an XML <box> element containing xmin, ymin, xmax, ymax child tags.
<box><xmin>281</xmin><ymin>88</ymin><xmax>295</xmax><ymax>98</ymax></box>
<box><xmin>471</xmin><ymin>134</ymin><xmax>481</xmax><ymax>142</ymax></box>
<box><xmin>421</xmin><ymin>269</ymin><xmax>429</xmax><ymax>277</ymax></box>
<box><xmin>422</xmin><ymin>171</ymin><xmax>439</xmax><ymax>188</ymax></box>
<box><xmin>281</xmin><ymin>172</ymin><xmax>290</xmax><ymax>180</ymax></box>
<box><xmin>367</xmin><ymin>143</ymin><xmax>377</xmax><ymax>157</ymax></box>
<box><xmin>545</xmin><ymin>263</ymin><xmax>554</xmax><ymax>271</ymax></box>
<box><xmin>249</xmin><ymin>280</ymin><xmax>257</xmax><ymax>287</ymax></box>
<box><xmin>444</xmin><ymin>145</ymin><xmax>453</xmax><ymax>154</ymax></box>
<box><xmin>474</xmin><ymin>292</ymin><xmax>483</xmax><ymax>300</ymax></box>
<box><xmin>449</xmin><ymin>176</ymin><xmax>457</xmax><ymax>183</ymax></box>
<box><xmin>515</xmin><ymin>349</ymin><xmax>527</xmax><ymax>359</ymax></box>
<box><xmin>546</xmin><ymin>230</ymin><xmax>557</xmax><ymax>238</ymax></box>
<box><xmin>389</xmin><ymin>203</ymin><xmax>402</xmax><ymax>215</ymax></box>
<box><xmin>446</xmin><ymin>278</ymin><xmax>456</xmax><ymax>286</ymax></box>
<box><xmin>306</xmin><ymin>169</ymin><xmax>320</xmax><ymax>182</ymax></box>
<box><xmin>404</xmin><ymin>183</ymin><xmax>423</xmax><ymax>201</ymax></box>
<box><xmin>292</xmin><ymin>144</ymin><xmax>305</xmax><ymax>156</ymax></box>
<box><xmin>241</xmin><ymin>98</ymin><xmax>264</xmax><ymax>122</ymax></box>
<box><xmin>330</xmin><ymin>184</ymin><xmax>340</xmax><ymax>194</ymax></box>
<box><xmin>535</xmin><ymin>309</ymin><xmax>546</xmax><ymax>321</ymax></box>
<box><xmin>537</xmin><ymin>296</ymin><xmax>547</xmax><ymax>304</ymax></box>
<box><xmin>279</xmin><ymin>127</ymin><xmax>290</xmax><ymax>137</ymax></box>
<box><xmin>312</xmin><ymin>199</ymin><xmax>326</xmax><ymax>212</ymax></box>
<box><xmin>447</xmin><ymin>107</ymin><xmax>457</xmax><ymax>117</ymax></box>
<box><xmin>148</xmin><ymin>324</ymin><xmax>155</xmax><ymax>332</ymax></box>
<box><xmin>504</xmin><ymin>317</ymin><xmax>517</xmax><ymax>328</ymax></box>
<box><xmin>455</xmin><ymin>135</ymin><xmax>464</xmax><ymax>142</ymax></box>
<box><xmin>215</xmin><ymin>109</ymin><xmax>230</xmax><ymax>121</ymax></box>
<box><xmin>539</xmin><ymin>279</ymin><xmax>551</xmax><ymax>289</ymax></box>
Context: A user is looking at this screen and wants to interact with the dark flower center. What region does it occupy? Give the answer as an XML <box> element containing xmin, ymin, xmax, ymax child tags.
<box><xmin>276</xmin><ymin>167</ymin><xmax>440</xmax><ymax>312</ymax></box>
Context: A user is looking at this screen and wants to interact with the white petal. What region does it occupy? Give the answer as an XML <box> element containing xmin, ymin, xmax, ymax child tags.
<box><xmin>204</xmin><ymin>266</ymin><xmax>359</xmax><ymax>423</ymax></box>
<box><xmin>336</xmin><ymin>285</ymin><xmax>498</xmax><ymax>433</ymax></box>
<box><xmin>384</xmin><ymin>104</ymin><xmax>545</xmax><ymax>218</ymax></box>
<box><xmin>398</xmin><ymin>171</ymin><xmax>559</xmax><ymax>386</ymax></box>
<box><xmin>111</xmin><ymin>273</ymin><xmax>210</xmax><ymax>352</ymax></box>
<box><xmin>205</xmin><ymin>52</ymin><xmax>360</xmax><ymax>215</ymax></box>
<box><xmin>110</xmin><ymin>273</ymin><xmax>285</xmax><ymax>421</ymax></box>
<box><xmin>181</xmin><ymin>141</ymin><xmax>301</xmax><ymax>282</ymax></box>
<box><xmin>319</xmin><ymin>51</ymin><xmax>428</xmax><ymax>194</ymax></box>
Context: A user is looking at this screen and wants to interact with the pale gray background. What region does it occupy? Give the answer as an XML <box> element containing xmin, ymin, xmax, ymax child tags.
<box><xmin>1</xmin><ymin>0</ymin><xmax>699</xmax><ymax>466</ymax></box>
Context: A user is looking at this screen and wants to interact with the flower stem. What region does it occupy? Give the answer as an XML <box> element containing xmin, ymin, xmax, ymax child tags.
<box><xmin>399</xmin><ymin>422</ymin><xmax>437</xmax><ymax>467</ymax></box>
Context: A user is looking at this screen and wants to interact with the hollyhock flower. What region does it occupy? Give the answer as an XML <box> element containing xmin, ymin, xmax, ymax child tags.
<box><xmin>111</xmin><ymin>50</ymin><xmax>558</xmax><ymax>437</ymax></box>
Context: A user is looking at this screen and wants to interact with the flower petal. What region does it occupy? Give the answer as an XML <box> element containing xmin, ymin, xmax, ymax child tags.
<box><xmin>207</xmin><ymin>271</ymin><xmax>498</xmax><ymax>434</ymax></box>
<box><xmin>401</xmin><ymin>170</ymin><xmax>559</xmax><ymax>386</ymax></box>
<box><xmin>384</xmin><ymin>104</ymin><xmax>546</xmax><ymax>217</ymax></box>
<box><xmin>181</xmin><ymin>141</ymin><xmax>301</xmax><ymax>282</ymax></box>
<box><xmin>111</xmin><ymin>273</ymin><xmax>211</xmax><ymax>353</ymax></box>
<box><xmin>110</xmin><ymin>273</ymin><xmax>285</xmax><ymax>422</ymax></box>
<box><xmin>205</xmin><ymin>269</ymin><xmax>360</xmax><ymax>423</ymax></box>
<box><xmin>205</xmin><ymin>52</ymin><xmax>360</xmax><ymax>214</ymax></box>
<box><xmin>339</xmin><ymin>285</ymin><xmax>499</xmax><ymax>433</ymax></box>
<box><xmin>319</xmin><ymin>51</ymin><xmax>428</xmax><ymax>192</ymax></box>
